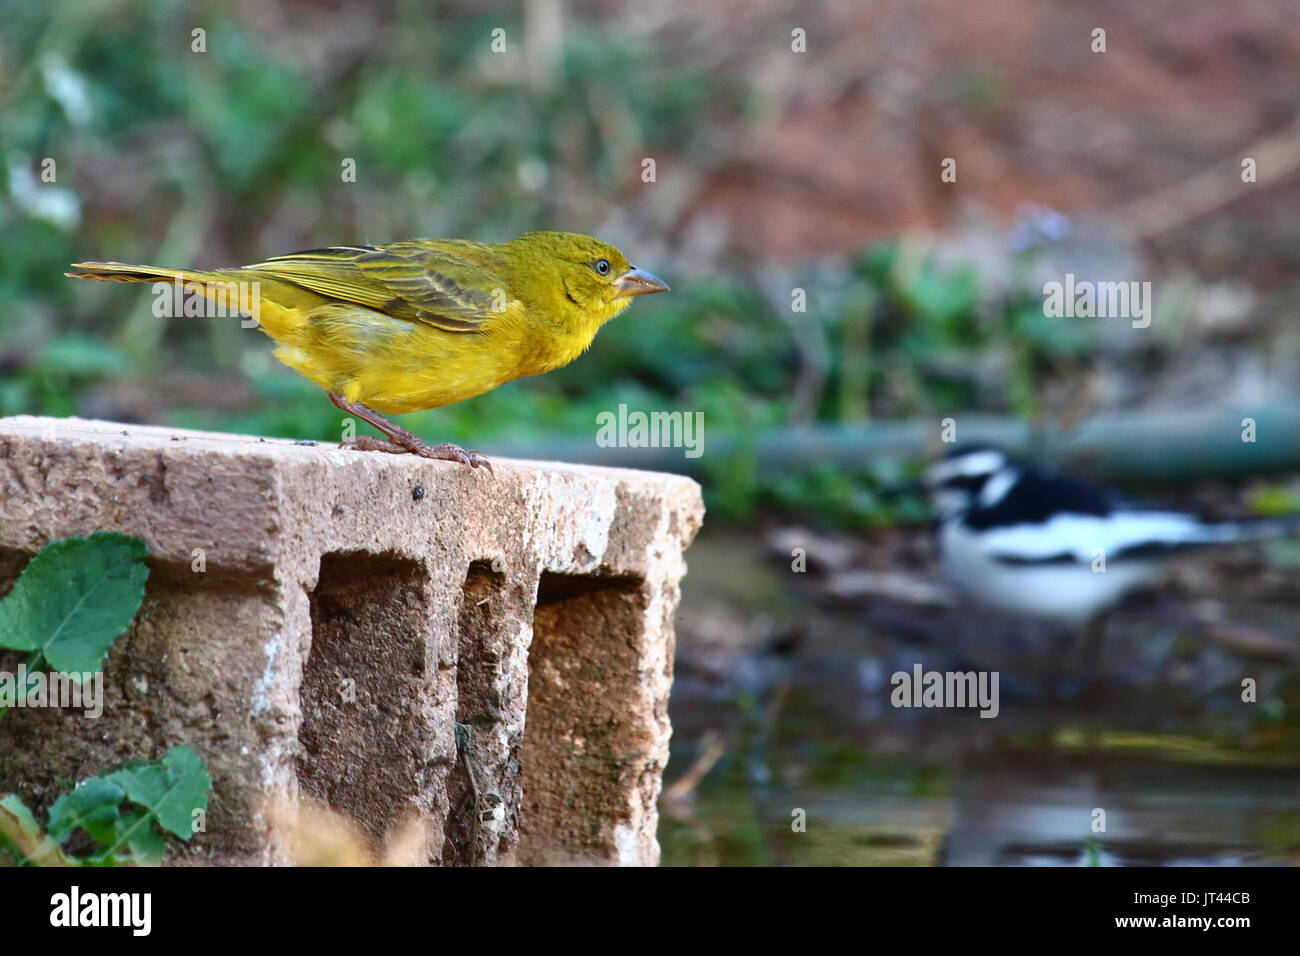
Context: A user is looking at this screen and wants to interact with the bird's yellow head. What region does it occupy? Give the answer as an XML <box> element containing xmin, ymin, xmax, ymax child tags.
<box><xmin>501</xmin><ymin>231</ymin><xmax>669</xmax><ymax>334</ymax></box>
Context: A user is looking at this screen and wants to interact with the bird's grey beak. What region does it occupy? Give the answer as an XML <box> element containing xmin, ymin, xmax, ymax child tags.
<box><xmin>615</xmin><ymin>266</ymin><xmax>670</xmax><ymax>297</ymax></box>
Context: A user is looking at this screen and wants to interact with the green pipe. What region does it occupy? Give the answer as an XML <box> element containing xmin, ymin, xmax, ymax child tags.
<box><xmin>494</xmin><ymin>401</ymin><xmax>1300</xmax><ymax>484</ymax></box>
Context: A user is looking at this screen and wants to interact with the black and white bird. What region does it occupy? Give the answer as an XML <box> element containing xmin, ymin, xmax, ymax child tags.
<box><xmin>924</xmin><ymin>446</ymin><xmax>1298</xmax><ymax>626</ymax></box>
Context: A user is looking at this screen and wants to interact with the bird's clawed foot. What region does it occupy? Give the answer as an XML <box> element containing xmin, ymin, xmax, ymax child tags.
<box><xmin>345</xmin><ymin>435</ymin><xmax>493</xmax><ymax>472</ymax></box>
<box><xmin>325</xmin><ymin>392</ymin><xmax>492</xmax><ymax>471</ymax></box>
<box><xmin>419</xmin><ymin>441</ymin><xmax>493</xmax><ymax>471</ymax></box>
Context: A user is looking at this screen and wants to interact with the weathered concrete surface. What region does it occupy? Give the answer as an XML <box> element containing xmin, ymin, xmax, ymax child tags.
<box><xmin>0</xmin><ymin>415</ymin><xmax>703</xmax><ymax>866</ymax></box>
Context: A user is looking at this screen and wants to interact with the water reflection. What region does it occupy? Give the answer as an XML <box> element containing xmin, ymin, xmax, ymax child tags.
<box><xmin>662</xmin><ymin>533</ymin><xmax>1300</xmax><ymax>866</ymax></box>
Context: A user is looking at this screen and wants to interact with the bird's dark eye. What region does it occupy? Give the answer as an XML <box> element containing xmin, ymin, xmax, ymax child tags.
<box><xmin>594</xmin><ymin>258</ymin><xmax>611</xmax><ymax>276</ymax></box>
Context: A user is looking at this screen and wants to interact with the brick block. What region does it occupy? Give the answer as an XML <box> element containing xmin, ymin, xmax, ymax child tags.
<box><xmin>0</xmin><ymin>416</ymin><xmax>703</xmax><ymax>866</ymax></box>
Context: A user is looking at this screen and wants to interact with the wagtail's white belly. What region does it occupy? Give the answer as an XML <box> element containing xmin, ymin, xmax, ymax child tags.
<box><xmin>940</xmin><ymin>519</ymin><xmax>1158</xmax><ymax>623</ymax></box>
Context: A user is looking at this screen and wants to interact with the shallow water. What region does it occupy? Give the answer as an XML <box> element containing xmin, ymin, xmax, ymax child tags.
<box><xmin>661</xmin><ymin>532</ymin><xmax>1300</xmax><ymax>866</ymax></box>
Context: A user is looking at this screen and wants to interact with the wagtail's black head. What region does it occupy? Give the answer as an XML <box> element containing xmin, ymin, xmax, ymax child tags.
<box><xmin>923</xmin><ymin>445</ymin><xmax>1018</xmax><ymax>518</ymax></box>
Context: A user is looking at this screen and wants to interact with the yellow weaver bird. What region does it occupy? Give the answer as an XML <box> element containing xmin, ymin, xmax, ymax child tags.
<box><xmin>68</xmin><ymin>231</ymin><xmax>669</xmax><ymax>470</ymax></box>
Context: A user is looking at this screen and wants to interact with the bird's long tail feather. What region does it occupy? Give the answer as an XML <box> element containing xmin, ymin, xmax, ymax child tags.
<box><xmin>67</xmin><ymin>261</ymin><xmax>239</xmax><ymax>283</ymax></box>
<box><xmin>67</xmin><ymin>261</ymin><xmax>237</xmax><ymax>287</ymax></box>
<box><xmin>67</xmin><ymin>261</ymin><xmax>273</xmax><ymax>328</ymax></box>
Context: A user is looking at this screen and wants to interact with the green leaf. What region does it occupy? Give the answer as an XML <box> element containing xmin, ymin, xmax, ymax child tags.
<box><xmin>855</xmin><ymin>240</ymin><xmax>901</xmax><ymax>283</ymax></box>
<box><xmin>95</xmin><ymin>808</ymin><xmax>167</xmax><ymax>866</ymax></box>
<box><xmin>105</xmin><ymin>746</ymin><xmax>211</xmax><ymax>840</ymax></box>
<box><xmin>0</xmin><ymin>532</ymin><xmax>150</xmax><ymax>675</ymax></box>
<box><xmin>902</xmin><ymin>264</ymin><xmax>978</xmax><ymax>327</ymax></box>
<box><xmin>47</xmin><ymin>777</ymin><xmax>124</xmax><ymax>846</ymax></box>
<box><xmin>10</xmin><ymin>747</ymin><xmax>211</xmax><ymax>866</ymax></box>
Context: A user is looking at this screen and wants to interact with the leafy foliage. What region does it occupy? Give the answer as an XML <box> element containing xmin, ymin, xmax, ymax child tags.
<box><xmin>0</xmin><ymin>532</ymin><xmax>150</xmax><ymax>716</ymax></box>
<box><xmin>0</xmin><ymin>531</ymin><xmax>149</xmax><ymax>668</ymax></box>
<box><xmin>1</xmin><ymin>747</ymin><xmax>212</xmax><ymax>866</ymax></box>
<box><xmin>0</xmin><ymin>529</ymin><xmax>210</xmax><ymax>866</ymax></box>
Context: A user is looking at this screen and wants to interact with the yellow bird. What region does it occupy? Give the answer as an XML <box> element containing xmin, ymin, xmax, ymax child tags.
<box><xmin>68</xmin><ymin>231</ymin><xmax>669</xmax><ymax>469</ymax></box>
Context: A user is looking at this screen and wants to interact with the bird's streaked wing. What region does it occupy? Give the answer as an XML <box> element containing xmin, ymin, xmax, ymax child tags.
<box><xmin>241</xmin><ymin>243</ymin><xmax>509</xmax><ymax>333</ymax></box>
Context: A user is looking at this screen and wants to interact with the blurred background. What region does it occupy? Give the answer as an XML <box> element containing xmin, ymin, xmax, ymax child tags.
<box><xmin>3</xmin><ymin>0</ymin><xmax>1300</xmax><ymax>865</ymax></box>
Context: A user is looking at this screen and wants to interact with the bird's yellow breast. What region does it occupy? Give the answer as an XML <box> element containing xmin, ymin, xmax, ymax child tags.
<box><xmin>260</xmin><ymin>296</ymin><xmax>613</xmax><ymax>415</ymax></box>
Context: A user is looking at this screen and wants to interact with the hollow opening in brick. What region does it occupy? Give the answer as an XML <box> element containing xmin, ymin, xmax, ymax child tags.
<box><xmin>442</xmin><ymin>559</ymin><xmax>510</xmax><ymax>865</ymax></box>
<box><xmin>299</xmin><ymin>550</ymin><xmax>430</xmax><ymax>856</ymax></box>
<box><xmin>517</xmin><ymin>570</ymin><xmax>648</xmax><ymax>866</ymax></box>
